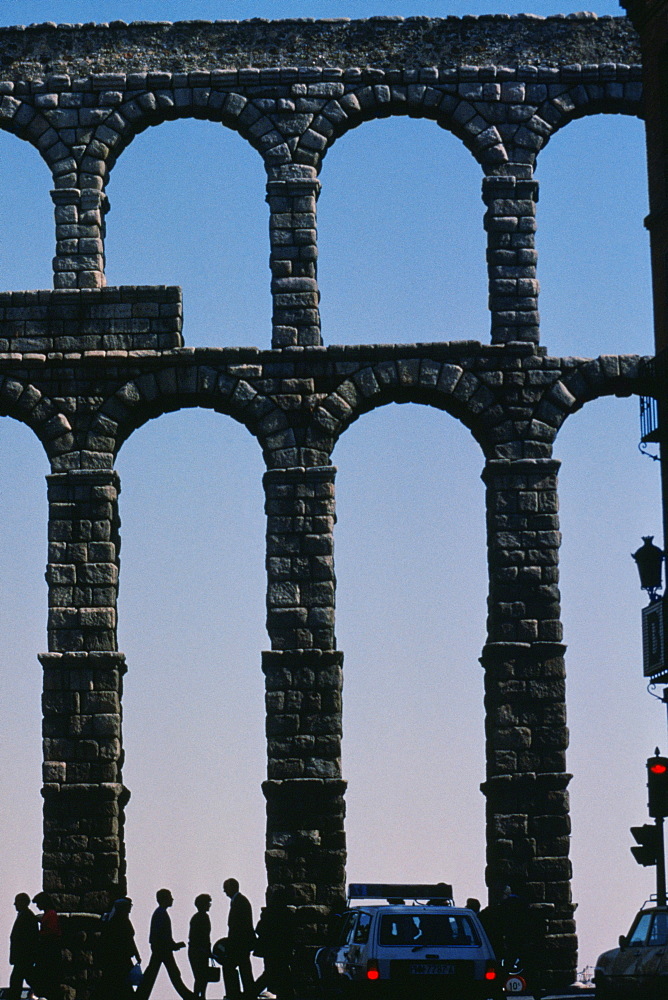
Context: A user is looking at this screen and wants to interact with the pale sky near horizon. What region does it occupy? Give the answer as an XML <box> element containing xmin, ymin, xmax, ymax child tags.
<box><xmin>0</xmin><ymin>0</ymin><xmax>664</xmax><ymax>990</ymax></box>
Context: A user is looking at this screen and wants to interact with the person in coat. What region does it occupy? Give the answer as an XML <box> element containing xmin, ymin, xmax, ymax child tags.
<box><xmin>96</xmin><ymin>897</ymin><xmax>141</xmax><ymax>1000</ymax></box>
<box><xmin>188</xmin><ymin>894</ymin><xmax>212</xmax><ymax>1000</ymax></box>
<box><xmin>32</xmin><ymin>892</ymin><xmax>63</xmax><ymax>1000</ymax></box>
<box><xmin>253</xmin><ymin>889</ymin><xmax>295</xmax><ymax>1000</ymax></box>
<box><xmin>135</xmin><ymin>889</ymin><xmax>194</xmax><ymax>1000</ymax></box>
<box><xmin>222</xmin><ymin>879</ymin><xmax>256</xmax><ymax>999</ymax></box>
<box><xmin>8</xmin><ymin>893</ymin><xmax>38</xmax><ymax>1000</ymax></box>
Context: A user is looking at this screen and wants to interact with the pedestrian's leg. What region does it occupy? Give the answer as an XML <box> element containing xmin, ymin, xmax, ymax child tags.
<box><xmin>163</xmin><ymin>952</ymin><xmax>194</xmax><ymax>1000</ymax></box>
<box><xmin>194</xmin><ymin>970</ymin><xmax>208</xmax><ymax>1000</ymax></box>
<box><xmin>135</xmin><ymin>952</ymin><xmax>162</xmax><ymax>1000</ymax></box>
<box><xmin>238</xmin><ymin>953</ymin><xmax>256</xmax><ymax>998</ymax></box>
<box><xmin>222</xmin><ymin>957</ymin><xmax>242</xmax><ymax>1000</ymax></box>
<box><xmin>190</xmin><ymin>957</ymin><xmax>208</xmax><ymax>1000</ymax></box>
<box><xmin>276</xmin><ymin>960</ymin><xmax>294</xmax><ymax>1000</ymax></box>
<box><xmin>8</xmin><ymin>965</ymin><xmax>25</xmax><ymax>1000</ymax></box>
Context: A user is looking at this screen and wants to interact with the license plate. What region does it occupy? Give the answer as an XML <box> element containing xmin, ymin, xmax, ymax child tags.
<box><xmin>409</xmin><ymin>963</ymin><xmax>455</xmax><ymax>975</ymax></box>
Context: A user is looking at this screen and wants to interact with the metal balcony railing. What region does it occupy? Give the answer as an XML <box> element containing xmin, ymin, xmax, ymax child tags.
<box><xmin>638</xmin><ymin>350</ymin><xmax>667</xmax><ymax>457</ymax></box>
<box><xmin>641</xmin><ymin>393</ymin><xmax>660</xmax><ymax>443</ymax></box>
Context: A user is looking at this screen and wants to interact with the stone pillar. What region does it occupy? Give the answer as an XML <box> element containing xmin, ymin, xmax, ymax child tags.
<box><xmin>42</xmin><ymin>468</ymin><xmax>126</xmax><ymax>998</ymax></box>
<box><xmin>52</xmin><ymin>187</ymin><xmax>108</xmax><ymax>290</ymax></box>
<box><xmin>262</xmin><ymin>465</ymin><xmax>345</xmax><ymax>972</ymax></box>
<box><xmin>266</xmin><ymin>165</ymin><xmax>321</xmax><ymax>347</ymax></box>
<box><xmin>481</xmin><ymin>457</ymin><xmax>575</xmax><ymax>992</ymax></box>
<box><xmin>483</xmin><ymin>174</ymin><xmax>539</xmax><ymax>345</ymax></box>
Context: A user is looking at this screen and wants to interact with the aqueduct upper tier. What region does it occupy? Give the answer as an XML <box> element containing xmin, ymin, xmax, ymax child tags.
<box><xmin>0</xmin><ymin>13</ymin><xmax>643</xmax><ymax>347</ymax></box>
<box><xmin>0</xmin><ymin>13</ymin><xmax>656</xmax><ymax>997</ymax></box>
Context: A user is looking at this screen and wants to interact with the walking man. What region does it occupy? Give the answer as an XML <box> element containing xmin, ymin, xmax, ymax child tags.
<box><xmin>8</xmin><ymin>893</ymin><xmax>38</xmax><ymax>1000</ymax></box>
<box><xmin>135</xmin><ymin>889</ymin><xmax>194</xmax><ymax>1000</ymax></box>
<box><xmin>222</xmin><ymin>879</ymin><xmax>256</xmax><ymax>999</ymax></box>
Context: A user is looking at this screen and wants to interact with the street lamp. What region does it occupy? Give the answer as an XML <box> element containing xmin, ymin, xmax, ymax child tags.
<box><xmin>632</xmin><ymin>537</ymin><xmax>667</xmax><ymax>687</ymax></box>
<box><xmin>632</xmin><ymin>536</ymin><xmax>664</xmax><ymax>602</ymax></box>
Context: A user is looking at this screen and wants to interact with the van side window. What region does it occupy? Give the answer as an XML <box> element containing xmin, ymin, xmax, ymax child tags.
<box><xmin>345</xmin><ymin>915</ymin><xmax>359</xmax><ymax>945</ymax></box>
<box><xmin>338</xmin><ymin>913</ymin><xmax>357</xmax><ymax>946</ymax></box>
<box><xmin>354</xmin><ymin>913</ymin><xmax>372</xmax><ymax>944</ymax></box>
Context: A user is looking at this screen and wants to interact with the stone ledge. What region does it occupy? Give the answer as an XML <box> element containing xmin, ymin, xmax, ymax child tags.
<box><xmin>0</xmin><ymin>16</ymin><xmax>641</xmax><ymax>79</ymax></box>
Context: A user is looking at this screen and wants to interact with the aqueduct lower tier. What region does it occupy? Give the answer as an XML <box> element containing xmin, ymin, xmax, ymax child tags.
<box><xmin>5</xmin><ymin>291</ymin><xmax>652</xmax><ymax>992</ymax></box>
<box><xmin>0</xmin><ymin>11</ymin><xmax>657</xmax><ymax>995</ymax></box>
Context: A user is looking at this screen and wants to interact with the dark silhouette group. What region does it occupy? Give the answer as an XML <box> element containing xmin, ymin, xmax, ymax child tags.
<box><xmin>8</xmin><ymin>892</ymin><xmax>62</xmax><ymax>1000</ymax></box>
<box><xmin>9</xmin><ymin>880</ymin><xmax>294</xmax><ymax>1000</ymax></box>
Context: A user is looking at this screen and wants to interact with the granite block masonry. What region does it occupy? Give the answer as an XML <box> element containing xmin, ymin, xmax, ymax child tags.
<box><xmin>0</xmin><ymin>13</ymin><xmax>655</xmax><ymax>996</ymax></box>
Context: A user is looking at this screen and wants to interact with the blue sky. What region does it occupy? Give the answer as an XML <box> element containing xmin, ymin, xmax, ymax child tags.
<box><xmin>0</xmin><ymin>0</ymin><xmax>662</xmax><ymax>987</ymax></box>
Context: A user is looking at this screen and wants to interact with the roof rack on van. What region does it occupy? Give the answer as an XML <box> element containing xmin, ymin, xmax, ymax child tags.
<box><xmin>347</xmin><ymin>883</ymin><xmax>454</xmax><ymax>905</ymax></box>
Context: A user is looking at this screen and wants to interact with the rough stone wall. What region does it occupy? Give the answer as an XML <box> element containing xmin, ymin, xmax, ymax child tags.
<box><xmin>0</xmin><ymin>15</ymin><xmax>640</xmax><ymax>77</ymax></box>
<box><xmin>0</xmin><ymin>14</ymin><xmax>656</xmax><ymax>997</ymax></box>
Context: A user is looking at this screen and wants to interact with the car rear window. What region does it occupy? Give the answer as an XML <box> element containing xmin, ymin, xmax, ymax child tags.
<box><xmin>379</xmin><ymin>914</ymin><xmax>481</xmax><ymax>947</ymax></box>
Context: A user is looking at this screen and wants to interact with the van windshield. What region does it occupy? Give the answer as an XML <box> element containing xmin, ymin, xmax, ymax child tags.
<box><xmin>379</xmin><ymin>914</ymin><xmax>480</xmax><ymax>947</ymax></box>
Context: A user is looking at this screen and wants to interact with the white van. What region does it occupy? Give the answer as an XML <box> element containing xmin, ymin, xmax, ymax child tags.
<box><xmin>315</xmin><ymin>884</ymin><xmax>503</xmax><ymax>999</ymax></box>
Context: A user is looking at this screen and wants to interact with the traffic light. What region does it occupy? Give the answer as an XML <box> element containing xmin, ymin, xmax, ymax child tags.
<box><xmin>631</xmin><ymin>824</ymin><xmax>662</xmax><ymax>866</ymax></box>
<box><xmin>647</xmin><ymin>754</ymin><xmax>668</xmax><ymax>817</ymax></box>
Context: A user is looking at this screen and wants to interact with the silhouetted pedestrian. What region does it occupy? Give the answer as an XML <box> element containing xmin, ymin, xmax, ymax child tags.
<box><xmin>253</xmin><ymin>889</ymin><xmax>294</xmax><ymax>1000</ymax></box>
<box><xmin>32</xmin><ymin>892</ymin><xmax>63</xmax><ymax>1000</ymax></box>
<box><xmin>97</xmin><ymin>897</ymin><xmax>141</xmax><ymax>1000</ymax></box>
<box><xmin>497</xmin><ymin>886</ymin><xmax>531</xmax><ymax>968</ymax></box>
<box><xmin>8</xmin><ymin>893</ymin><xmax>38</xmax><ymax>1000</ymax></box>
<box><xmin>466</xmin><ymin>897</ymin><xmax>481</xmax><ymax>914</ymax></box>
<box><xmin>135</xmin><ymin>889</ymin><xmax>194</xmax><ymax>1000</ymax></box>
<box><xmin>188</xmin><ymin>894</ymin><xmax>212</xmax><ymax>1000</ymax></box>
<box><xmin>222</xmin><ymin>878</ymin><xmax>256</xmax><ymax>999</ymax></box>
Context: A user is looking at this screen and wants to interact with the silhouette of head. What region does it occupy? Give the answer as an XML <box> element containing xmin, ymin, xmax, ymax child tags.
<box><xmin>195</xmin><ymin>894</ymin><xmax>212</xmax><ymax>911</ymax></box>
<box><xmin>156</xmin><ymin>889</ymin><xmax>173</xmax><ymax>907</ymax></box>
<box><xmin>223</xmin><ymin>879</ymin><xmax>239</xmax><ymax>898</ymax></box>
<box><xmin>466</xmin><ymin>897</ymin><xmax>481</xmax><ymax>913</ymax></box>
<box><xmin>268</xmin><ymin>886</ymin><xmax>287</xmax><ymax>907</ymax></box>
<box><xmin>14</xmin><ymin>894</ymin><xmax>30</xmax><ymax>911</ymax></box>
<box><xmin>32</xmin><ymin>893</ymin><xmax>54</xmax><ymax>911</ymax></box>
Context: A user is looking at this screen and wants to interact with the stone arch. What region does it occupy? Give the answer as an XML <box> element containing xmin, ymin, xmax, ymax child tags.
<box><xmin>89</xmin><ymin>91</ymin><xmax>281</xmax><ymax>179</ymax></box>
<box><xmin>531</xmin><ymin>356</ymin><xmax>648</xmax><ymax>441</ymax></box>
<box><xmin>85</xmin><ymin>364</ymin><xmax>291</xmax><ymax>467</ymax></box>
<box><xmin>302</xmin><ymin>84</ymin><xmax>507</xmax><ymax>171</ymax></box>
<box><xmin>0</xmin><ymin>376</ymin><xmax>73</xmax><ymax>461</ymax></box>
<box><xmin>531</xmin><ymin>80</ymin><xmax>643</xmax><ymax>157</ymax></box>
<box><xmin>0</xmin><ymin>96</ymin><xmax>66</xmax><ymax>174</ymax></box>
<box><xmin>307</xmin><ymin>361</ymin><xmax>498</xmax><ymax>457</ymax></box>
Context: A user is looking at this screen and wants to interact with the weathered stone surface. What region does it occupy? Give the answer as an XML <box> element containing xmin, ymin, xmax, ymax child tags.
<box><xmin>0</xmin><ymin>13</ymin><xmax>654</xmax><ymax>996</ymax></box>
<box><xmin>0</xmin><ymin>16</ymin><xmax>640</xmax><ymax>77</ymax></box>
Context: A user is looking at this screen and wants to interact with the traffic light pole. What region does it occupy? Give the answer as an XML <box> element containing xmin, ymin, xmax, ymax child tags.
<box><xmin>657</xmin><ymin>816</ymin><xmax>667</xmax><ymax>906</ymax></box>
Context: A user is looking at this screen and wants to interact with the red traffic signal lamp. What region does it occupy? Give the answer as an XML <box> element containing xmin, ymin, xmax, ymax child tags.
<box><xmin>631</xmin><ymin>824</ymin><xmax>662</xmax><ymax>866</ymax></box>
<box><xmin>647</xmin><ymin>753</ymin><xmax>668</xmax><ymax>818</ymax></box>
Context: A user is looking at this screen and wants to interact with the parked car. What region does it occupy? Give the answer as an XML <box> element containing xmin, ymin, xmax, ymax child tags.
<box><xmin>315</xmin><ymin>883</ymin><xmax>503</xmax><ymax>999</ymax></box>
<box><xmin>594</xmin><ymin>902</ymin><xmax>668</xmax><ymax>998</ymax></box>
